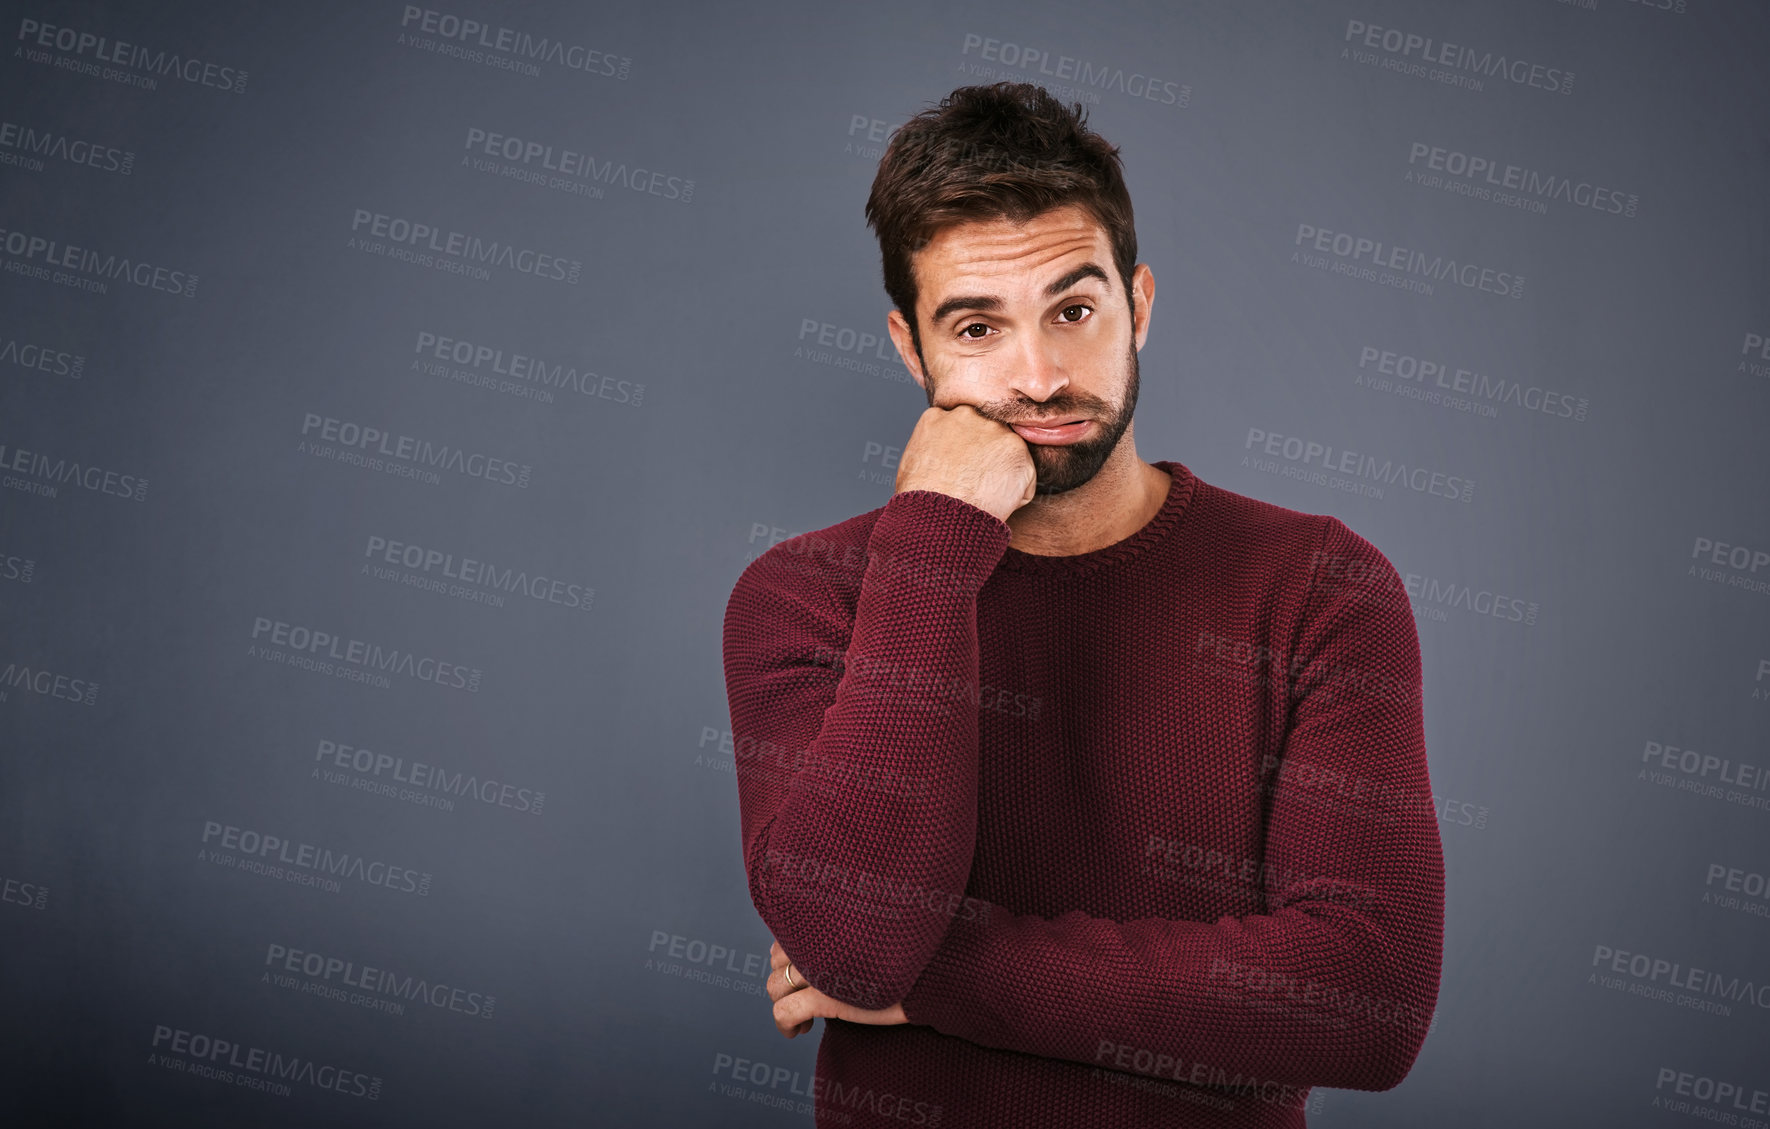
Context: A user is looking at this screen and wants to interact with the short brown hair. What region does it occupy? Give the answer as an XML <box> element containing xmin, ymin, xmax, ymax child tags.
<box><xmin>864</xmin><ymin>82</ymin><xmax>1138</xmax><ymax>352</ymax></box>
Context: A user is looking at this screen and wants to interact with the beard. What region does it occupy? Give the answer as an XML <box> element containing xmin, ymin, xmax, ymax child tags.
<box><xmin>919</xmin><ymin>337</ymin><xmax>1141</xmax><ymax>496</ymax></box>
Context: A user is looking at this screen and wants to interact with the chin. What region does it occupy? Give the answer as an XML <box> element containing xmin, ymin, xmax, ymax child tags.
<box><xmin>1031</xmin><ymin>446</ymin><xmax>1104</xmax><ymax>494</ymax></box>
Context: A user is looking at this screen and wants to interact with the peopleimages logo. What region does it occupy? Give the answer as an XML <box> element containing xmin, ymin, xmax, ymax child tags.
<box><xmin>1704</xmin><ymin>862</ymin><xmax>1770</xmax><ymax>920</ymax></box>
<box><xmin>711</xmin><ymin>1051</ymin><xmax>945</xmax><ymax>1125</ymax></box>
<box><xmin>0</xmin><ymin>120</ymin><xmax>133</xmax><ymax>175</ymax></box>
<box><xmin>348</xmin><ymin>208</ymin><xmax>582</xmax><ymax>284</ymax></box>
<box><xmin>1405</xmin><ymin>573</ymin><xmax>1539</xmax><ymax>626</ymax></box>
<box><xmin>361</xmin><ymin>534</ymin><xmax>593</xmax><ymax>614</ymax></box>
<box><xmin>1309</xmin><ymin>551</ymin><xmax>1538</xmax><ymax>629</ymax></box>
<box><xmin>248</xmin><ymin>616</ymin><xmax>484</xmax><ymax>693</ymax></box>
<box><xmin>313</xmin><ymin>736</ymin><xmax>546</xmax><ymax>816</ymax></box>
<box><xmin>1591</xmin><ymin>942</ymin><xmax>1770</xmax><ymax>1016</ymax></box>
<box><xmin>958</xmin><ymin>32</ymin><xmax>1189</xmax><ymax>110</ymax></box>
<box><xmin>795</xmin><ymin>317</ymin><xmax>916</xmax><ymax>386</ymax></box>
<box><xmin>0</xmin><ymin>225</ymin><xmax>197</xmax><ymax>296</ymax></box>
<box><xmin>0</xmin><ymin>658</ymin><xmax>99</xmax><ymax>706</ymax></box>
<box><xmin>461</xmin><ymin>127</ymin><xmax>694</xmax><ymax>203</ymax></box>
<box><xmin>844</xmin><ymin>113</ymin><xmax>898</xmax><ymax>161</ymax></box>
<box><xmin>0</xmin><ymin>439</ymin><xmax>148</xmax><ymax>501</ymax></box>
<box><xmin>1652</xmin><ymin>1067</ymin><xmax>1770</xmax><ymax>1123</ymax></box>
<box><xmin>1599</xmin><ymin>0</ymin><xmax>1689</xmax><ymax>15</ymax></box>
<box><xmin>200</xmin><ymin>820</ymin><xmax>433</xmax><ymax>897</ymax></box>
<box><xmin>412</xmin><ymin>330</ymin><xmax>645</xmax><ymax>407</ymax></box>
<box><xmin>1639</xmin><ymin>738</ymin><xmax>1770</xmax><ymax>815</ymax></box>
<box><xmin>0</xmin><ymin>331</ymin><xmax>84</xmax><ymax>378</ymax></box>
<box><xmin>15</xmin><ymin>17</ymin><xmax>249</xmax><ymax>93</ymax></box>
<box><xmin>2</xmin><ymin>874</ymin><xmax>49</xmax><ymax>911</ymax></box>
<box><xmin>397</xmin><ymin>6</ymin><xmax>630</xmax><ymax>79</ymax></box>
<box><xmin>646</xmin><ymin>929</ymin><xmax>771</xmax><ymax>998</ymax></box>
<box><xmin>1243</xmin><ymin>427</ymin><xmax>1475</xmax><ymax>503</ymax></box>
<box><xmin>1292</xmin><ymin>223</ymin><xmax>1524</xmax><ymax>299</ymax></box>
<box><xmin>1688</xmin><ymin>536</ymin><xmax>1770</xmax><ymax>598</ymax></box>
<box><xmin>1741</xmin><ymin>331</ymin><xmax>1770</xmax><ymax>381</ymax></box>
<box><xmin>1355</xmin><ymin>345</ymin><xmax>1588</xmax><ymax>423</ymax></box>
<box><xmin>1405</xmin><ymin>142</ymin><xmax>1638</xmax><ymax>219</ymax></box>
<box><xmin>298</xmin><ymin>412</ymin><xmax>533</xmax><ymax>490</ymax></box>
<box><xmin>1341</xmin><ymin>18</ymin><xmax>1573</xmax><ymax>95</ymax></box>
<box><xmin>0</xmin><ymin>550</ymin><xmax>36</xmax><ymax>584</ymax></box>
<box><xmin>263</xmin><ymin>942</ymin><xmax>495</xmax><ymax>1019</ymax></box>
<box><xmin>148</xmin><ymin>1025</ymin><xmax>379</xmax><ymax>1101</ymax></box>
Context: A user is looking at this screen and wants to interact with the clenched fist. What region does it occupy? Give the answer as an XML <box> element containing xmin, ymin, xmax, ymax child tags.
<box><xmin>893</xmin><ymin>404</ymin><xmax>1036</xmax><ymax>524</ymax></box>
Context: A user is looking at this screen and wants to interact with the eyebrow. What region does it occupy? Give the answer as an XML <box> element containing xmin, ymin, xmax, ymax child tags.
<box><xmin>929</xmin><ymin>262</ymin><xmax>1112</xmax><ymax>326</ymax></box>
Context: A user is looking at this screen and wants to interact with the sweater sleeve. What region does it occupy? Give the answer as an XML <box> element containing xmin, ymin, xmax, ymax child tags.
<box><xmin>722</xmin><ymin>489</ymin><xmax>1012</xmax><ymax>1010</ymax></box>
<box><xmin>897</xmin><ymin>517</ymin><xmax>1445</xmax><ymax>1094</ymax></box>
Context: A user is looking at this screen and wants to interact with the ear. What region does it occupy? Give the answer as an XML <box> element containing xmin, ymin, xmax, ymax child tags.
<box><xmin>886</xmin><ymin>308</ymin><xmax>928</xmax><ymax>391</ymax></box>
<box><xmin>1130</xmin><ymin>263</ymin><xmax>1155</xmax><ymax>352</ymax></box>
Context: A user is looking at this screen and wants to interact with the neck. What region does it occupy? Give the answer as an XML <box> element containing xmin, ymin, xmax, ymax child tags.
<box><xmin>1004</xmin><ymin>431</ymin><xmax>1170</xmax><ymax>556</ymax></box>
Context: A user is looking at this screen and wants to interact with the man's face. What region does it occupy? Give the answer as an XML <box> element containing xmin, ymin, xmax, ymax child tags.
<box><xmin>888</xmin><ymin>202</ymin><xmax>1152</xmax><ymax>496</ymax></box>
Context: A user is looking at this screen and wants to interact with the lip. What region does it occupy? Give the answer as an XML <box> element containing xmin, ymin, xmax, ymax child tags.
<box><xmin>1010</xmin><ymin>419</ymin><xmax>1091</xmax><ymax>445</ymax></box>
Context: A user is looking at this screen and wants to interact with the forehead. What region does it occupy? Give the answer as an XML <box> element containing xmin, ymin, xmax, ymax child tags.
<box><xmin>914</xmin><ymin>203</ymin><xmax>1110</xmax><ymax>298</ymax></box>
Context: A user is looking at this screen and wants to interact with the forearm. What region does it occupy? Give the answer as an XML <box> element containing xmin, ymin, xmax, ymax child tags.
<box><xmin>900</xmin><ymin>829</ymin><xmax>1443</xmax><ymax>1092</ymax></box>
<box><xmin>726</xmin><ymin>489</ymin><xmax>1010</xmax><ymax>1006</ymax></box>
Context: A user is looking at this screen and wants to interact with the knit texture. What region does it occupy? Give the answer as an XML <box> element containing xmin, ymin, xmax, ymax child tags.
<box><xmin>722</xmin><ymin>460</ymin><xmax>1444</xmax><ymax>1128</ymax></box>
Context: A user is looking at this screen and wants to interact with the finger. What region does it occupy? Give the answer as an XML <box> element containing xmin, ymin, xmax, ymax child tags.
<box><xmin>773</xmin><ymin>985</ymin><xmax>826</xmax><ymax>1036</ymax></box>
<box><xmin>769</xmin><ymin>942</ymin><xmax>787</xmax><ymax>971</ymax></box>
<box><xmin>774</xmin><ymin>989</ymin><xmax>800</xmax><ymax>1032</ymax></box>
<box><xmin>768</xmin><ymin>964</ymin><xmax>802</xmax><ymax>1004</ymax></box>
<box><xmin>766</xmin><ymin>966</ymin><xmax>793</xmax><ymax>1005</ymax></box>
<box><xmin>774</xmin><ymin>992</ymin><xmax>807</xmax><ymax>1037</ymax></box>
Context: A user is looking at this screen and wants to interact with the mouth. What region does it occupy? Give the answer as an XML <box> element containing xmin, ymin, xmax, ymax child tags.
<box><xmin>1010</xmin><ymin>419</ymin><xmax>1091</xmax><ymax>445</ymax></box>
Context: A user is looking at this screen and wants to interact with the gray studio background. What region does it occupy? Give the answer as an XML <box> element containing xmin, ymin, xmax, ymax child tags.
<box><xmin>2</xmin><ymin>0</ymin><xmax>1767</xmax><ymax>1125</ymax></box>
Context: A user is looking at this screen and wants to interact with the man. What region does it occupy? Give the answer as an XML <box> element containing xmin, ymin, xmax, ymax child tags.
<box><xmin>722</xmin><ymin>82</ymin><xmax>1444</xmax><ymax>1127</ymax></box>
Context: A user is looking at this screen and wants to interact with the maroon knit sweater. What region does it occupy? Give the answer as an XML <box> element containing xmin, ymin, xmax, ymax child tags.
<box><xmin>722</xmin><ymin>460</ymin><xmax>1444</xmax><ymax>1128</ymax></box>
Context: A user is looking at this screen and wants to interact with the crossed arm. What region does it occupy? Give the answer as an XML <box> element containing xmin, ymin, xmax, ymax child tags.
<box><xmin>726</xmin><ymin>498</ymin><xmax>1444</xmax><ymax>1093</ymax></box>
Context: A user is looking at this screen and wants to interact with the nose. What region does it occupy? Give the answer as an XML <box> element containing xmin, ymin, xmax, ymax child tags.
<box><xmin>1005</xmin><ymin>330</ymin><xmax>1069</xmax><ymax>404</ymax></box>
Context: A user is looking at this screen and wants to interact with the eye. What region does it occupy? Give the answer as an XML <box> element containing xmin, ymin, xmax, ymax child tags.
<box><xmin>959</xmin><ymin>322</ymin><xmax>992</xmax><ymax>339</ymax></box>
<box><xmin>1059</xmin><ymin>304</ymin><xmax>1093</xmax><ymax>323</ymax></box>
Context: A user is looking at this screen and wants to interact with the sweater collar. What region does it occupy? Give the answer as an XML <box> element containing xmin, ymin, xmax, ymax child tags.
<box><xmin>995</xmin><ymin>460</ymin><xmax>1195</xmax><ymax>577</ymax></box>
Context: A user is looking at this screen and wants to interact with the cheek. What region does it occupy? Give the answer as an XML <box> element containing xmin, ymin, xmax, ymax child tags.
<box><xmin>1048</xmin><ymin>334</ymin><xmax>1120</xmax><ymax>385</ymax></box>
<box><xmin>937</xmin><ymin>353</ymin><xmax>999</xmax><ymax>387</ymax></box>
<box><xmin>1054</xmin><ymin>333</ymin><xmax>1106</xmax><ymax>363</ymax></box>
